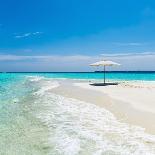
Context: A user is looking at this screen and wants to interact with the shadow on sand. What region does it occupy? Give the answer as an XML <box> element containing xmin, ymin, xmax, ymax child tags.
<box><xmin>90</xmin><ymin>82</ymin><xmax>119</xmax><ymax>86</ymax></box>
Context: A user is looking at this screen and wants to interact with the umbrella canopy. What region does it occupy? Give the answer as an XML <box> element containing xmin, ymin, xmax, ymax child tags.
<box><xmin>90</xmin><ymin>60</ymin><xmax>120</xmax><ymax>66</ymax></box>
<box><xmin>90</xmin><ymin>60</ymin><xmax>120</xmax><ymax>84</ymax></box>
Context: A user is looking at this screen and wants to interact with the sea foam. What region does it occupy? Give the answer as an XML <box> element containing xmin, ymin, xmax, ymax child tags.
<box><xmin>27</xmin><ymin>76</ymin><xmax>60</xmax><ymax>96</ymax></box>
<box><xmin>31</xmin><ymin>78</ymin><xmax>155</xmax><ymax>155</ymax></box>
<box><xmin>34</xmin><ymin>81</ymin><xmax>59</xmax><ymax>96</ymax></box>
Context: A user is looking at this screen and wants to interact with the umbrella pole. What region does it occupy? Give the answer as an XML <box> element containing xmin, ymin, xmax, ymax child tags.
<box><xmin>104</xmin><ymin>66</ymin><xmax>105</xmax><ymax>84</ymax></box>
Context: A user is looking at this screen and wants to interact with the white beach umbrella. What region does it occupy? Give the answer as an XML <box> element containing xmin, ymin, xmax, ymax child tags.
<box><xmin>90</xmin><ymin>60</ymin><xmax>120</xmax><ymax>84</ymax></box>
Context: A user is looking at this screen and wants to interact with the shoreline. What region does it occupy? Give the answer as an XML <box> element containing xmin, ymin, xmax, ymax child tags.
<box><xmin>51</xmin><ymin>79</ymin><xmax>155</xmax><ymax>135</ymax></box>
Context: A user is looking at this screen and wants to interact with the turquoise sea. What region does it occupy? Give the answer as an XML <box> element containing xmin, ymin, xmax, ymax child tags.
<box><xmin>0</xmin><ymin>72</ymin><xmax>155</xmax><ymax>155</ymax></box>
<box><xmin>1</xmin><ymin>71</ymin><xmax>155</xmax><ymax>81</ymax></box>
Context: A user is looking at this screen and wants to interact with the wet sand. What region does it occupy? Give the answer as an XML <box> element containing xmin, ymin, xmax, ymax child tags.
<box><xmin>51</xmin><ymin>79</ymin><xmax>155</xmax><ymax>134</ymax></box>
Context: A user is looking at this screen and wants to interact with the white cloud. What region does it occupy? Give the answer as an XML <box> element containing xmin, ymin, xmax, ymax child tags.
<box><xmin>0</xmin><ymin>54</ymin><xmax>95</xmax><ymax>61</ymax></box>
<box><xmin>14</xmin><ymin>32</ymin><xmax>43</xmax><ymax>39</ymax></box>
<box><xmin>101</xmin><ymin>52</ymin><xmax>155</xmax><ymax>58</ymax></box>
<box><xmin>0</xmin><ymin>53</ymin><xmax>155</xmax><ymax>71</ymax></box>
<box><xmin>32</xmin><ymin>32</ymin><xmax>42</xmax><ymax>35</ymax></box>
<box><xmin>101</xmin><ymin>52</ymin><xmax>155</xmax><ymax>71</ymax></box>
<box><xmin>0</xmin><ymin>54</ymin><xmax>98</xmax><ymax>72</ymax></box>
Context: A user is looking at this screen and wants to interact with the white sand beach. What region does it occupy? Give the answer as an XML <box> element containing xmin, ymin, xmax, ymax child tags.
<box><xmin>52</xmin><ymin>80</ymin><xmax>155</xmax><ymax>134</ymax></box>
<box><xmin>75</xmin><ymin>81</ymin><xmax>155</xmax><ymax>114</ymax></box>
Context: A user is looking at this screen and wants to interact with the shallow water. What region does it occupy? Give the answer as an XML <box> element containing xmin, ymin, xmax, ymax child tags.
<box><xmin>0</xmin><ymin>73</ymin><xmax>155</xmax><ymax>155</ymax></box>
<box><xmin>0</xmin><ymin>74</ymin><xmax>51</xmax><ymax>155</ymax></box>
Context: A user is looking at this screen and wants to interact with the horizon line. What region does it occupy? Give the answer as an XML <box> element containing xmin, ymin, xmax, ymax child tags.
<box><xmin>1</xmin><ymin>71</ymin><xmax>155</xmax><ymax>73</ymax></box>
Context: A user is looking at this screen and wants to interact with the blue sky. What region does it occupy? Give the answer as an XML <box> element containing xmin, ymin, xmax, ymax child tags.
<box><xmin>0</xmin><ymin>0</ymin><xmax>155</xmax><ymax>71</ymax></box>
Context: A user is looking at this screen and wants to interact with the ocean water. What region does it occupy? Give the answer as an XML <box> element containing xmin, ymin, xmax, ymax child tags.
<box><xmin>0</xmin><ymin>73</ymin><xmax>155</xmax><ymax>155</ymax></box>
<box><xmin>6</xmin><ymin>72</ymin><xmax>155</xmax><ymax>81</ymax></box>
